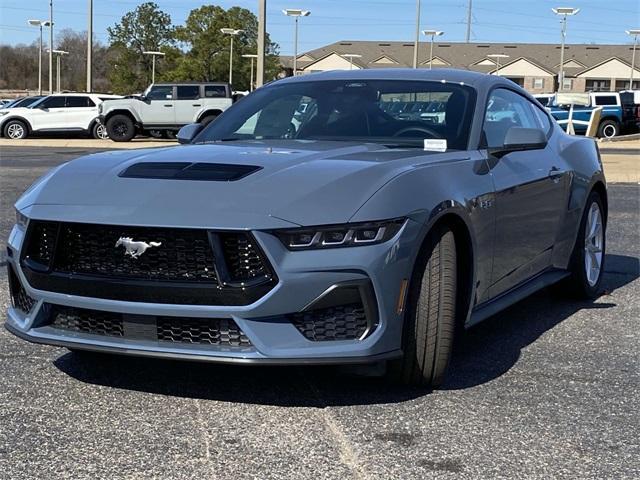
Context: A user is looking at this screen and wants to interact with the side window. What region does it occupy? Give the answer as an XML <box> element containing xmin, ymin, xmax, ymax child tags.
<box><xmin>176</xmin><ymin>85</ymin><xmax>200</xmax><ymax>100</ymax></box>
<box><xmin>204</xmin><ymin>85</ymin><xmax>227</xmax><ymax>98</ymax></box>
<box><xmin>66</xmin><ymin>96</ymin><xmax>95</xmax><ymax>107</ymax></box>
<box><xmin>593</xmin><ymin>95</ymin><xmax>617</xmax><ymax>106</ymax></box>
<box><xmin>41</xmin><ymin>96</ymin><xmax>66</xmax><ymax>108</ymax></box>
<box><xmin>483</xmin><ymin>89</ymin><xmax>539</xmax><ymax>148</ymax></box>
<box><xmin>530</xmin><ymin>103</ymin><xmax>552</xmax><ymax>132</ymax></box>
<box><xmin>147</xmin><ymin>86</ymin><xmax>173</xmax><ymax>100</ymax></box>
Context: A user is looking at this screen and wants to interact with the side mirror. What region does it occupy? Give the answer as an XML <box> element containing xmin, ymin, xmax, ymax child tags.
<box><xmin>489</xmin><ymin>127</ymin><xmax>547</xmax><ymax>157</ymax></box>
<box><xmin>177</xmin><ymin>123</ymin><xmax>204</xmax><ymax>145</ymax></box>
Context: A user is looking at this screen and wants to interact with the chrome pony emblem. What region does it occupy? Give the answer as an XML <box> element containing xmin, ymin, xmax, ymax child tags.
<box><xmin>115</xmin><ymin>237</ymin><xmax>162</xmax><ymax>259</ymax></box>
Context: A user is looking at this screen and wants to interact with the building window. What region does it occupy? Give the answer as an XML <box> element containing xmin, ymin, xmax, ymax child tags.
<box><xmin>533</xmin><ymin>78</ymin><xmax>544</xmax><ymax>89</ymax></box>
<box><xmin>586</xmin><ymin>79</ymin><xmax>611</xmax><ymax>92</ymax></box>
<box><xmin>562</xmin><ymin>78</ymin><xmax>573</xmax><ymax>90</ymax></box>
<box><xmin>615</xmin><ymin>80</ymin><xmax>640</xmax><ymax>91</ymax></box>
<box><xmin>506</xmin><ymin>77</ymin><xmax>524</xmax><ymax>87</ymax></box>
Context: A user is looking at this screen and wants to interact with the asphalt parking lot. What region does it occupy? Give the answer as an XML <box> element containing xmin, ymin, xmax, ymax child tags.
<box><xmin>0</xmin><ymin>147</ymin><xmax>638</xmax><ymax>479</ymax></box>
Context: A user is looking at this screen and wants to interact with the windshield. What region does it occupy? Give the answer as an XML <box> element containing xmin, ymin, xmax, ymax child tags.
<box><xmin>13</xmin><ymin>96</ymin><xmax>43</xmax><ymax>108</ymax></box>
<box><xmin>195</xmin><ymin>80</ymin><xmax>476</xmax><ymax>150</ymax></box>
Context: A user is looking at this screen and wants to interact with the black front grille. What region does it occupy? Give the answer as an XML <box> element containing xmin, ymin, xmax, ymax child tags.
<box><xmin>8</xmin><ymin>265</ymin><xmax>37</xmax><ymax>314</ymax></box>
<box><xmin>290</xmin><ymin>303</ymin><xmax>369</xmax><ymax>341</ymax></box>
<box><xmin>51</xmin><ymin>305</ymin><xmax>124</xmax><ymax>337</ymax></box>
<box><xmin>44</xmin><ymin>304</ymin><xmax>251</xmax><ymax>347</ymax></box>
<box><xmin>20</xmin><ymin>221</ymin><xmax>277</xmax><ymax>305</ymax></box>
<box><xmin>157</xmin><ymin>317</ymin><xmax>251</xmax><ymax>346</ymax></box>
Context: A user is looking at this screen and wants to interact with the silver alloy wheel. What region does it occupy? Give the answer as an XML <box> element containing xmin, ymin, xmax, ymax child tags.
<box><xmin>7</xmin><ymin>123</ymin><xmax>25</xmax><ymax>139</ymax></box>
<box><xmin>602</xmin><ymin>124</ymin><xmax>616</xmax><ymax>138</ymax></box>
<box><xmin>584</xmin><ymin>202</ymin><xmax>604</xmax><ymax>286</ymax></box>
<box><xmin>95</xmin><ymin>124</ymin><xmax>108</xmax><ymax>140</ymax></box>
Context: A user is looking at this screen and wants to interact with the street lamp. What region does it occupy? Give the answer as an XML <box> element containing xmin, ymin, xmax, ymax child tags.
<box><xmin>283</xmin><ymin>9</ymin><xmax>310</xmax><ymax>76</ymax></box>
<box><xmin>413</xmin><ymin>0</ymin><xmax>421</xmax><ymax>68</ymax></box>
<box><xmin>87</xmin><ymin>0</ymin><xmax>93</xmax><ymax>92</ymax></box>
<box><xmin>142</xmin><ymin>51</ymin><xmax>165</xmax><ymax>84</ymax></box>
<box><xmin>487</xmin><ymin>54</ymin><xmax>509</xmax><ymax>76</ymax></box>
<box><xmin>48</xmin><ymin>49</ymin><xmax>68</xmax><ymax>93</ymax></box>
<box><xmin>343</xmin><ymin>54</ymin><xmax>362</xmax><ymax>70</ymax></box>
<box><xmin>221</xmin><ymin>28</ymin><xmax>244</xmax><ymax>85</ymax></box>
<box><xmin>28</xmin><ymin>19</ymin><xmax>51</xmax><ymax>95</ymax></box>
<box><xmin>552</xmin><ymin>7</ymin><xmax>580</xmax><ymax>91</ymax></box>
<box><xmin>422</xmin><ymin>30</ymin><xmax>444</xmax><ymax>70</ymax></box>
<box><xmin>626</xmin><ymin>29</ymin><xmax>640</xmax><ymax>90</ymax></box>
<box><xmin>48</xmin><ymin>1</ymin><xmax>54</xmax><ymax>94</ymax></box>
<box><xmin>242</xmin><ymin>54</ymin><xmax>258</xmax><ymax>91</ymax></box>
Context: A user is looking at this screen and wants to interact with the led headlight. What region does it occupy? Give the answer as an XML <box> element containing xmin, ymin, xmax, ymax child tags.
<box><xmin>275</xmin><ymin>218</ymin><xmax>405</xmax><ymax>250</ymax></box>
<box><xmin>15</xmin><ymin>209</ymin><xmax>28</xmax><ymax>228</ymax></box>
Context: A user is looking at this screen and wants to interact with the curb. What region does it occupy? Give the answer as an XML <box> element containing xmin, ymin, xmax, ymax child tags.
<box><xmin>599</xmin><ymin>133</ymin><xmax>640</xmax><ymax>143</ymax></box>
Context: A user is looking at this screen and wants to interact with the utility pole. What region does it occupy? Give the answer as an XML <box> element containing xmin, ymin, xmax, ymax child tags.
<box><xmin>553</xmin><ymin>8</ymin><xmax>580</xmax><ymax>91</ymax></box>
<box><xmin>627</xmin><ymin>30</ymin><xmax>640</xmax><ymax>89</ymax></box>
<box><xmin>49</xmin><ymin>0</ymin><xmax>54</xmax><ymax>94</ymax></box>
<box><xmin>413</xmin><ymin>0</ymin><xmax>421</xmax><ymax>68</ymax></box>
<box><xmin>87</xmin><ymin>0</ymin><xmax>93</xmax><ymax>92</ymax></box>
<box><xmin>466</xmin><ymin>0</ymin><xmax>473</xmax><ymax>43</ymax></box>
<box><xmin>257</xmin><ymin>0</ymin><xmax>266</xmax><ymax>88</ymax></box>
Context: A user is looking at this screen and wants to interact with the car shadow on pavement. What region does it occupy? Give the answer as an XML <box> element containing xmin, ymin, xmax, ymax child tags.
<box><xmin>53</xmin><ymin>254</ymin><xmax>639</xmax><ymax>406</ymax></box>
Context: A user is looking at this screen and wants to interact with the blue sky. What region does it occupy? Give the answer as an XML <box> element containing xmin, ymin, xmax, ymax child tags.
<box><xmin>1</xmin><ymin>0</ymin><xmax>638</xmax><ymax>54</ymax></box>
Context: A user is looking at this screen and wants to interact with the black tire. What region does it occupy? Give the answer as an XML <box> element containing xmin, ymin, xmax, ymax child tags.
<box><xmin>106</xmin><ymin>114</ymin><xmax>135</xmax><ymax>142</ymax></box>
<box><xmin>563</xmin><ymin>191</ymin><xmax>606</xmax><ymax>299</ymax></box>
<box><xmin>389</xmin><ymin>225</ymin><xmax>457</xmax><ymax>388</ymax></box>
<box><xmin>597</xmin><ymin>120</ymin><xmax>619</xmax><ymax>139</ymax></box>
<box><xmin>162</xmin><ymin>130</ymin><xmax>177</xmax><ymax>140</ymax></box>
<box><xmin>4</xmin><ymin>119</ymin><xmax>28</xmax><ymax>139</ymax></box>
<box><xmin>199</xmin><ymin>114</ymin><xmax>217</xmax><ymax>126</ymax></box>
<box><xmin>91</xmin><ymin>122</ymin><xmax>109</xmax><ymax>140</ymax></box>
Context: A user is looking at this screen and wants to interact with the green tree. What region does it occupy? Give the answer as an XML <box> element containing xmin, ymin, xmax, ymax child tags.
<box><xmin>107</xmin><ymin>2</ymin><xmax>179</xmax><ymax>93</ymax></box>
<box><xmin>170</xmin><ymin>5</ymin><xmax>280</xmax><ymax>90</ymax></box>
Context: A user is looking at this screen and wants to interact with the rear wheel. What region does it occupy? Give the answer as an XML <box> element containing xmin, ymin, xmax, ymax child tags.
<box><xmin>4</xmin><ymin>119</ymin><xmax>28</xmax><ymax>139</ymax></box>
<box><xmin>106</xmin><ymin>114</ymin><xmax>135</xmax><ymax>142</ymax></box>
<box><xmin>564</xmin><ymin>191</ymin><xmax>606</xmax><ymax>299</ymax></box>
<box><xmin>597</xmin><ymin>120</ymin><xmax>619</xmax><ymax>139</ymax></box>
<box><xmin>199</xmin><ymin>114</ymin><xmax>218</xmax><ymax>126</ymax></box>
<box><xmin>389</xmin><ymin>225</ymin><xmax>457</xmax><ymax>388</ymax></box>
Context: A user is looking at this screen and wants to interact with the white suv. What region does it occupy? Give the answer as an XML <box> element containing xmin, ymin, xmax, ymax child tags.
<box><xmin>0</xmin><ymin>93</ymin><xmax>121</xmax><ymax>140</ymax></box>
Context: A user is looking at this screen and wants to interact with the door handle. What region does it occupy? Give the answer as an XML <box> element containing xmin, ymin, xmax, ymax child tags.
<box><xmin>192</xmin><ymin>104</ymin><xmax>202</xmax><ymax>107</ymax></box>
<box><xmin>548</xmin><ymin>166</ymin><xmax>565</xmax><ymax>182</ymax></box>
<box><xmin>164</xmin><ymin>104</ymin><xmax>173</xmax><ymax>107</ymax></box>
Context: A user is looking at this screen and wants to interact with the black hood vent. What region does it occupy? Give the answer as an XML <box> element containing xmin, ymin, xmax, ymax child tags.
<box><xmin>119</xmin><ymin>162</ymin><xmax>262</xmax><ymax>181</ymax></box>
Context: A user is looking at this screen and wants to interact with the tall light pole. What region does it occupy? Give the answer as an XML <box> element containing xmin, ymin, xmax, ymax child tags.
<box><xmin>422</xmin><ymin>30</ymin><xmax>444</xmax><ymax>70</ymax></box>
<box><xmin>242</xmin><ymin>54</ymin><xmax>258</xmax><ymax>91</ymax></box>
<box><xmin>552</xmin><ymin>7</ymin><xmax>580</xmax><ymax>91</ymax></box>
<box><xmin>343</xmin><ymin>54</ymin><xmax>362</xmax><ymax>70</ymax></box>
<box><xmin>87</xmin><ymin>0</ymin><xmax>93</xmax><ymax>92</ymax></box>
<box><xmin>413</xmin><ymin>0</ymin><xmax>421</xmax><ymax>68</ymax></box>
<box><xmin>626</xmin><ymin>29</ymin><xmax>640</xmax><ymax>90</ymax></box>
<box><xmin>28</xmin><ymin>20</ymin><xmax>50</xmax><ymax>95</ymax></box>
<box><xmin>488</xmin><ymin>54</ymin><xmax>509</xmax><ymax>76</ymax></box>
<box><xmin>282</xmin><ymin>9</ymin><xmax>310</xmax><ymax>76</ymax></box>
<box><xmin>49</xmin><ymin>0</ymin><xmax>54</xmax><ymax>94</ymax></box>
<box><xmin>221</xmin><ymin>28</ymin><xmax>244</xmax><ymax>86</ymax></box>
<box><xmin>142</xmin><ymin>51</ymin><xmax>165</xmax><ymax>84</ymax></box>
<box><xmin>465</xmin><ymin>0</ymin><xmax>473</xmax><ymax>43</ymax></box>
<box><xmin>257</xmin><ymin>0</ymin><xmax>266</xmax><ymax>88</ymax></box>
<box><xmin>48</xmin><ymin>49</ymin><xmax>68</xmax><ymax>92</ymax></box>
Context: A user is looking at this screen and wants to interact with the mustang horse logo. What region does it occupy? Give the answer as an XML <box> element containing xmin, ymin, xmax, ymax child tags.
<box><xmin>115</xmin><ymin>237</ymin><xmax>162</xmax><ymax>259</ymax></box>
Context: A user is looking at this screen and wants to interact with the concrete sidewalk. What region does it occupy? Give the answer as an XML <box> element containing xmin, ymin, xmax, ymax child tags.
<box><xmin>0</xmin><ymin>138</ymin><xmax>172</xmax><ymax>149</ymax></box>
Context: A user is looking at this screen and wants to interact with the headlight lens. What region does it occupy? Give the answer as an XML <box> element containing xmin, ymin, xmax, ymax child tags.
<box><xmin>274</xmin><ymin>218</ymin><xmax>405</xmax><ymax>250</ymax></box>
<box><xmin>15</xmin><ymin>209</ymin><xmax>28</xmax><ymax>228</ymax></box>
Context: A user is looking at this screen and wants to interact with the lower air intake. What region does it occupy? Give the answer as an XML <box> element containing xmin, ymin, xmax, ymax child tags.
<box><xmin>51</xmin><ymin>305</ymin><xmax>124</xmax><ymax>337</ymax></box>
<box><xmin>8</xmin><ymin>265</ymin><xmax>37</xmax><ymax>314</ymax></box>
<box><xmin>157</xmin><ymin>317</ymin><xmax>251</xmax><ymax>346</ymax></box>
<box><xmin>289</xmin><ymin>303</ymin><xmax>369</xmax><ymax>341</ymax></box>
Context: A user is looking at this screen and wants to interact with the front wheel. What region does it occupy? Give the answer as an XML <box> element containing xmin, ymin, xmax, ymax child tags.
<box><xmin>388</xmin><ymin>225</ymin><xmax>457</xmax><ymax>388</ymax></box>
<box><xmin>597</xmin><ymin>120</ymin><xmax>619</xmax><ymax>139</ymax></box>
<box><xmin>106</xmin><ymin>114</ymin><xmax>135</xmax><ymax>142</ymax></box>
<box><xmin>4</xmin><ymin>119</ymin><xmax>28</xmax><ymax>139</ymax></box>
<box><xmin>564</xmin><ymin>191</ymin><xmax>606</xmax><ymax>299</ymax></box>
<box><xmin>92</xmin><ymin>122</ymin><xmax>109</xmax><ymax>140</ymax></box>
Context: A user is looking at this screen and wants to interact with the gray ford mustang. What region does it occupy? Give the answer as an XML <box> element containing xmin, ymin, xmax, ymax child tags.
<box><xmin>6</xmin><ymin>69</ymin><xmax>607</xmax><ymax>387</ymax></box>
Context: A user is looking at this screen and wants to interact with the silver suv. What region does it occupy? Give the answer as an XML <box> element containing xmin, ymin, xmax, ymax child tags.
<box><xmin>99</xmin><ymin>82</ymin><xmax>233</xmax><ymax>142</ymax></box>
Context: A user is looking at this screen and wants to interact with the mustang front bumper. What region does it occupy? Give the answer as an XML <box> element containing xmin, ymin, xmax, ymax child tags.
<box><xmin>5</xmin><ymin>218</ymin><xmax>424</xmax><ymax>365</ymax></box>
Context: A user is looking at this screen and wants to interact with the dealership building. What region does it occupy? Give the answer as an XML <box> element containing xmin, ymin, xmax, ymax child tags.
<box><xmin>281</xmin><ymin>41</ymin><xmax>640</xmax><ymax>93</ymax></box>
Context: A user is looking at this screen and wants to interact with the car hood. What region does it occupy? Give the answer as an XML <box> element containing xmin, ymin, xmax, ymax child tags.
<box><xmin>17</xmin><ymin>141</ymin><xmax>442</xmax><ymax>229</ymax></box>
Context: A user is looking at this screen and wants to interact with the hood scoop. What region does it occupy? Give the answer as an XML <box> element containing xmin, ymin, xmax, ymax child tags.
<box><xmin>119</xmin><ymin>162</ymin><xmax>262</xmax><ymax>181</ymax></box>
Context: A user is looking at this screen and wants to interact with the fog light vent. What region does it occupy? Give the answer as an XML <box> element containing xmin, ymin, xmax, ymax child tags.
<box><xmin>8</xmin><ymin>265</ymin><xmax>36</xmax><ymax>314</ymax></box>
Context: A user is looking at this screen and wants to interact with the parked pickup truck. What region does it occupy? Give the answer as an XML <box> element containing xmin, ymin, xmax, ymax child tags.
<box><xmin>99</xmin><ymin>82</ymin><xmax>233</xmax><ymax>142</ymax></box>
<box><xmin>538</xmin><ymin>92</ymin><xmax>625</xmax><ymax>138</ymax></box>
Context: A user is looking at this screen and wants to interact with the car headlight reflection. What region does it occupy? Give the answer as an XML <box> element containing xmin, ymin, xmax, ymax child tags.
<box><xmin>15</xmin><ymin>209</ymin><xmax>28</xmax><ymax>228</ymax></box>
<box><xmin>274</xmin><ymin>218</ymin><xmax>405</xmax><ymax>250</ymax></box>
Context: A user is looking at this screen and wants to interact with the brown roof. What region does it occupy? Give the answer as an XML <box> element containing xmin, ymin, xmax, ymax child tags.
<box><xmin>290</xmin><ymin>41</ymin><xmax>636</xmax><ymax>76</ymax></box>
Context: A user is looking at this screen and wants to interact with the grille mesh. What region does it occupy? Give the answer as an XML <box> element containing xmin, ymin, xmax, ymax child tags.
<box><xmin>290</xmin><ymin>303</ymin><xmax>369</xmax><ymax>341</ymax></box>
<box><xmin>8</xmin><ymin>266</ymin><xmax>37</xmax><ymax>313</ymax></box>
<box><xmin>220</xmin><ymin>233</ymin><xmax>269</xmax><ymax>282</ymax></box>
<box><xmin>51</xmin><ymin>306</ymin><xmax>124</xmax><ymax>337</ymax></box>
<box><xmin>157</xmin><ymin>317</ymin><xmax>251</xmax><ymax>346</ymax></box>
<box><xmin>53</xmin><ymin>223</ymin><xmax>218</xmax><ymax>283</ymax></box>
<box><xmin>23</xmin><ymin>221</ymin><xmax>58</xmax><ymax>267</ymax></box>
